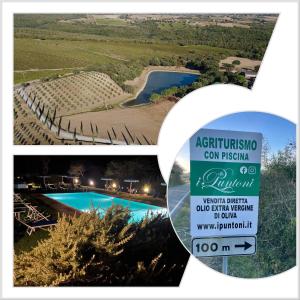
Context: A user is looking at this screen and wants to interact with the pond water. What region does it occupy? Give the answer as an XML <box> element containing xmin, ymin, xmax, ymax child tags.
<box><xmin>44</xmin><ymin>192</ymin><xmax>167</xmax><ymax>223</ymax></box>
<box><xmin>124</xmin><ymin>71</ymin><xmax>199</xmax><ymax>107</ymax></box>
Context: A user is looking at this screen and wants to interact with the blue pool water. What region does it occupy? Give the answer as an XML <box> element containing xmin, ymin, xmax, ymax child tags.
<box><xmin>44</xmin><ymin>192</ymin><xmax>167</xmax><ymax>222</ymax></box>
<box><xmin>124</xmin><ymin>71</ymin><xmax>199</xmax><ymax>106</ymax></box>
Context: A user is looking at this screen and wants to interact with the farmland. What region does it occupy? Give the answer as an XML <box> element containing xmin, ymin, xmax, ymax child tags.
<box><xmin>14</xmin><ymin>14</ymin><xmax>276</xmax><ymax>84</ymax></box>
<box><xmin>14</xmin><ymin>38</ymin><xmax>232</xmax><ymax>84</ymax></box>
<box><xmin>14</xmin><ymin>14</ymin><xmax>277</xmax><ymax>145</ymax></box>
<box><xmin>24</xmin><ymin>71</ymin><xmax>126</xmax><ymax>116</ymax></box>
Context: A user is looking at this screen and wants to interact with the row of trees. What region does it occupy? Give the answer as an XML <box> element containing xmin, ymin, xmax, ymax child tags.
<box><xmin>15</xmin><ymin>157</ymin><xmax>164</xmax><ymax>186</ymax></box>
<box><xmin>67</xmin><ymin>157</ymin><xmax>165</xmax><ymax>196</ymax></box>
<box><xmin>227</xmin><ymin>141</ymin><xmax>296</xmax><ymax>277</ymax></box>
<box><xmin>150</xmin><ymin>56</ymin><xmax>249</xmax><ymax>103</ymax></box>
<box><xmin>67</xmin><ymin>157</ymin><xmax>164</xmax><ymax>184</ymax></box>
<box><xmin>90</xmin><ymin>54</ymin><xmax>223</xmax><ymax>88</ymax></box>
<box><xmin>15</xmin><ymin>15</ymin><xmax>276</xmax><ymax>60</ymax></box>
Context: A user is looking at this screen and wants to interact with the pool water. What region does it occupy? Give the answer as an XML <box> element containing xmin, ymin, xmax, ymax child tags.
<box><xmin>124</xmin><ymin>71</ymin><xmax>199</xmax><ymax>106</ymax></box>
<box><xmin>44</xmin><ymin>192</ymin><xmax>167</xmax><ymax>222</ymax></box>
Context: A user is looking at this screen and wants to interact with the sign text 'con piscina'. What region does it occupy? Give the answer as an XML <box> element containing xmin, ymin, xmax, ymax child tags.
<box><xmin>195</xmin><ymin>137</ymin><xmax>258</xmax><ymax>161</ymax></box>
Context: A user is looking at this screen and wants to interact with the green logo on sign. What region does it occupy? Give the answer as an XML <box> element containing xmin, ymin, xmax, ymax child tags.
<box><xmin>190</xmin><ymin>161</ymin><xmax>261</xmax><ymax>196</ymax></box>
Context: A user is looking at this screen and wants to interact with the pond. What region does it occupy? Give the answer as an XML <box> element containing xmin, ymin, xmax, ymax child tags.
<box><xmin>123</xmin><ymin>71</ymin><xmax>199</xmax><ymax>107</ymax></box>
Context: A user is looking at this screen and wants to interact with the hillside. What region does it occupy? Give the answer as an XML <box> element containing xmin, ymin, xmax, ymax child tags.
<box><xmin>14</xmin><ymin>14</ymin><xmax>277</xmax><ymax>84</ymax></box>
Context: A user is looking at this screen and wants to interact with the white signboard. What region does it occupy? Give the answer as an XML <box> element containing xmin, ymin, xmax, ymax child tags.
<box><xmin>190</xmin><ymin>129</ymin><xmax>262</xmax><ymax>237</ymax></box>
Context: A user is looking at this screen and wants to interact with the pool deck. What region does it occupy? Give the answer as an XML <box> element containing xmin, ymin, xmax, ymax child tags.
<box><xmin>32</xmin><ymin>193</ymin><xmax>82</xmax><ymax>217</ymax></box>
<box><xmin>94</xmin><ymin>189</ymin><xmax>166</xmax><ymax>207</ymax></box>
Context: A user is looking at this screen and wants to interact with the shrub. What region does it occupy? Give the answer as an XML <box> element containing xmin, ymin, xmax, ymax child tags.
<box><xmin>122</xmin><ymin>84</ymin><xmax>134</xmax><ymax>94</ymax></box>
<box><xmin>227</xmin><ymin>141</ymin><xmax>296</xmax><ymax>277</ymax></box>
<box><xmin>232</xmin><ymin>60</ymin><xmax>240</xmax><ymax>65</ymax></box>
<box><xmin>14</xmin><ymin>206</ymin><xmax>189</xmax><ymax>286</ymax></box>
<box><xmin>169</xmin><ymin>162</ymin><xmax>186</xmax><ymax>187</ymax></box>
<box><xmin>149</xmin><ymin>93</ymin><xmax>161</xmax><ymax>103</ymax></box>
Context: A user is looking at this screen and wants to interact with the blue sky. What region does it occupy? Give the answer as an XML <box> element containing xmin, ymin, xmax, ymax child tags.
<box><xmin>176</xmin><ymin>112</ymin><xmax>296</xmax><ymax>172</ymax></box>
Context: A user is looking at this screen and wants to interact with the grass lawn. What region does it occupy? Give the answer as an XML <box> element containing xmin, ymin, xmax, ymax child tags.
<box><xmin>14</xmin><ymin>226</ymin><xmax>49</xmax><ymax>254</ymax></box>
<box><xmin>14</xmin><ymin>193</ymin><xmax>74</xmax><ymax>253</ymax></box>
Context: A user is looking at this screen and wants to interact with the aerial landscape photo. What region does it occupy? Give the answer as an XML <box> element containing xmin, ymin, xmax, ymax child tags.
<box><xmin>14</xmin><ymin>14</ymin><xmax>278</xmax><ymax>145</ymax></box>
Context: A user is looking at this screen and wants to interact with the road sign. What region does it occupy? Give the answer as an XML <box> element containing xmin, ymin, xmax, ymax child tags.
<box><xmin>190</xmin><ymin>129</ymin><xmax>262</xmax><ymax>237</ymax></box>
<box><xmin>192</xmin><ymin>236</ymin><xmax>256</xmax><ymax>257</ymax></box>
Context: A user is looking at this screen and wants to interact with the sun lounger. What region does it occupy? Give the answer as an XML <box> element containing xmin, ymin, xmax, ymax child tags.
<box><xmin>27</xmin><ymin>209</ymin><xmax>50</xmax><ymax>222</ymax></box>
<box><xmin>14</xmin><ymin>193</ymin><xmax>55</xmax><ymax>234</ymax></box>
<box><xmin>14</xmin><ymin>207</ymin><xmax>27</xmax><ymax>220</ymax></box>
<box><xmin>14</xmin><ymin>202</ymin><xmax>47</xmax><ymax>221</ymax></box>
<box><xmin>14</xmin><ymin>206</ymin><xmax>27</xmax><ymax>211</ymax></box>
<box><xmin>59</xmin><ymin>184</ymin><xmax>68</xmax><ymax>191</ymax></box>
<box><xmin>17</xmin><ymin>219</ymin><xmax>57</xmax><ymax>236</ymax></box>
<box><xmin>14</xmin><ymin>193</ymin><xmax>50</xmax><ymax>221</ymax></box>
<box><xmin>14</xmin><ymin>194</ymin><xmax>23</xmax><ymax>202</ymax></box>
<box><xmin>78</xmin><ymin>185</ymin><xmax>88</xmax><ymax>192</ymax></box>
<box><xmin>14</xmin><ymin>202</ymin><xmax>36</xmax><ymax>207</ymax></box>
<box><xmin>45</xmin><ymin>184</ymin><xmax>57</xmax><ymax>191</ymax></box>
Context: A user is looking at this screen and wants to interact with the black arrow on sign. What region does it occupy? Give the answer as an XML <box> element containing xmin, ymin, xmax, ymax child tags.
<box><xmin>235</xmin><ymin>241</ymin><xmax>252</xmax><ymax>251</ymax></box>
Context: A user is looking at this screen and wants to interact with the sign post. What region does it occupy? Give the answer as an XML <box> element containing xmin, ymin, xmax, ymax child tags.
<box><xmin>189</xmin><ymin>129</ymin><xmax>262</xmax><ymax>265</ymax></box>
<box><xmin>222</xmin><ymin>256</ymin><xmax>228</xmax><ymax>274</ymax></box>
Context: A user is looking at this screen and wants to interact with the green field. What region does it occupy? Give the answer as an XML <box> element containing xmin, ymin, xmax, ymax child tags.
<box><xmin>15</xmin><ymin>39</ymin><xmax>233</xmax><ymax>71</ymax></box>
<box><xmin>14</xmin><ymin>14</ymin><xmax>277</xmax><ymax>84</ymax></box>
<box><xmin>14</xmin><ymin>38</ymin><xmax>233</xmax><ymax>83</ymax></box>
<box><xmin>95</xmin><ymin>18</ymin><xmax>129</xmax><ymax>26</ymax></box>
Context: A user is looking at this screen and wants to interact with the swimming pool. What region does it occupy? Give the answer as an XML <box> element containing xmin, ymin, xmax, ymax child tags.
<box><xmin>44</xmin><ymin>192</ymin><xmax>167</xmax><ymax>222</ymax></box>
